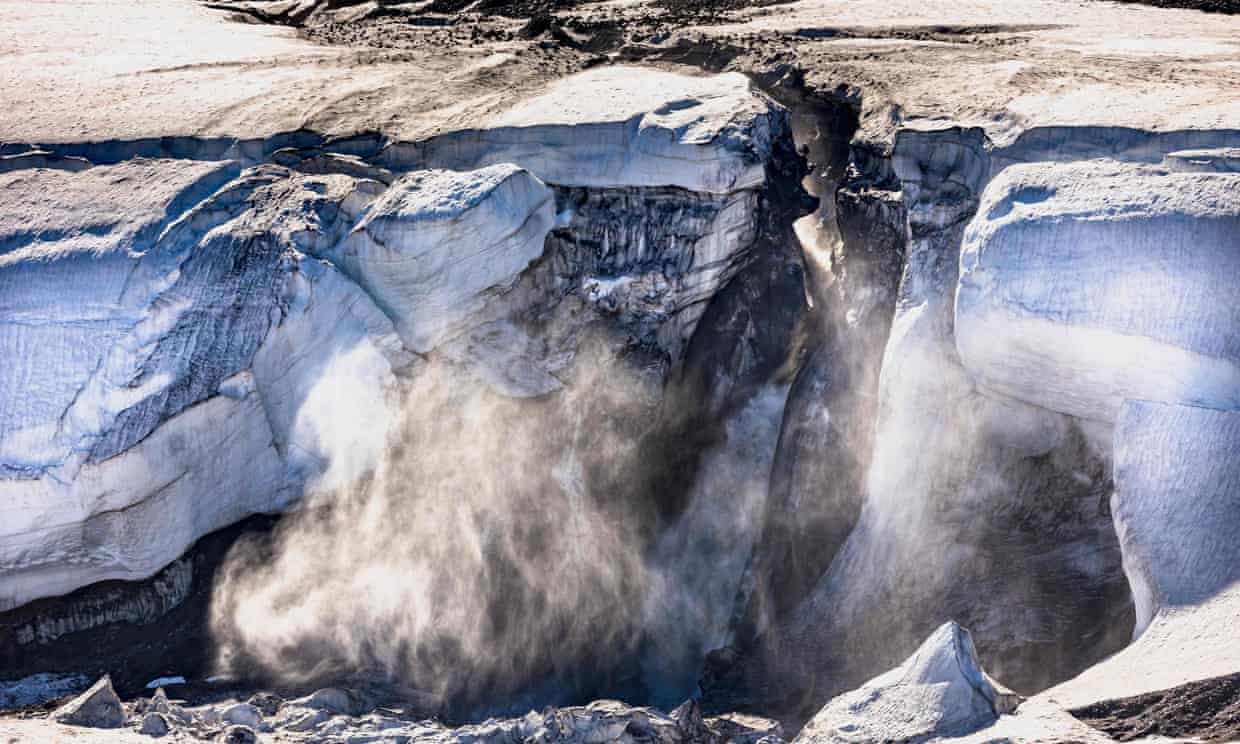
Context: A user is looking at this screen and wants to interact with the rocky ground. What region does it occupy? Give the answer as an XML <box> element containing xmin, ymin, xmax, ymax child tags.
<box><xmin>1115</xmin><ymin>0</ymin><xmax>1239</xmax><ymax>12</ymax></box>
<box><xmin>1073</xmin><ymin>673</ymin><xmax>1240</xmax><ymax>742</ymax></box>
<box><xmin>0</xmin><ymin>674</ymin><xmax>785</xmax><ymax>744</ymax></box>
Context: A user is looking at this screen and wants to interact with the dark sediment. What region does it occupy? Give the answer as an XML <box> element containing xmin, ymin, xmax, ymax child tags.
<box><xmin>1072</xmin><ymin>672</ymin><xmax>1240</xmax><ymax>742</ymax></box>
<box><xmin>1110</xmin><ymin>0</ymin><xmax>1240</xmax><ymax>13</ymax></box>
<box><xmin>0</xmin><ymin>516</ymin><xmax>278</xmax><ymax>699</ymax></box>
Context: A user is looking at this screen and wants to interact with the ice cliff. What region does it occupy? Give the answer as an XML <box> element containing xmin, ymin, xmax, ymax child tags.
<box><xmin>0</xmin><ymin>161</ymin><xmax>406</xmax><ymax>610</ymax></box>
<box><xmin>717</xmin><ymin>122</ymin><xmax>1240</xmax><ymax>732</ymax></box>
<box><xmin>0</xmin><ymin>67</ymin><xmax>798</xmax><ymax>619</ymax></box>
<box><xmin>951</xmin><ymin>155</ymin><xmax>1240</xmax><ymax>712</ymax></box>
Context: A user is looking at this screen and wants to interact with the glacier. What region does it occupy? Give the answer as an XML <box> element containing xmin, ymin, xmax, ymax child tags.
<box><xmin>323</xmin><ymin>165</ymin><xmax>555</xmax><ymax>354</ymax></box>
<box><xmin>0</xmin><ymin>66</ymin><xmax>794</xmax><ymax>623</ymax></box>
<box><xmin>4</xmin><ymin>1</ymin><xmax>1240</xmax><ymax>741</ymax></box>
<box><xmin>0</xmin><ymin>162</ymin><xmax>407</xmax><ymax>610</ymax></box>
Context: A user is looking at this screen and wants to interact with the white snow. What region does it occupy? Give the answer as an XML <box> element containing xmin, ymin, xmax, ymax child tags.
<box><xmin>956</xmin><ymin>161</ymin><xmax>1240</xmax><ymax>423</ymax></box>
<box><xmin>144</xmin><ymin>677</ymin><xmax>185</xmax><ymax>690</ymax></box>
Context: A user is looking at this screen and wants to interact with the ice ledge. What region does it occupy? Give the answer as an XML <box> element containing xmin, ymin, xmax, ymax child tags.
<box><xmin>384</xmin><ymin>67</ymin><xmax>782</xmax><ymax>195</ymax></box>
<box><xmin>956</xmin><ymin>160</ymin><xmax>1240</xmax><ymax>423</ymax></box>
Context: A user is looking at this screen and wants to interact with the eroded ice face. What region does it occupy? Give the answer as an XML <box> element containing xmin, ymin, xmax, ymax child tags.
<box><xmin>957</xmin><ymin>160</ymin><xmax>1240</xmax><ymax>423</ymax></box>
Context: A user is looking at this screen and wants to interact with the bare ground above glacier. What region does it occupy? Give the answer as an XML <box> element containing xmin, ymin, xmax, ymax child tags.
<box><xmin>3</xmin><ymin>0</ymin><xmax>1240</xmax><ymax>150</ymax></box>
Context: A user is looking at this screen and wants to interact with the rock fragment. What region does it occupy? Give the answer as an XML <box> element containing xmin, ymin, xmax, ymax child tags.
<box><xmin>149</xmin><ymin>687</ymin><xmax>172</xmax><ymax>715</ymax></box>
<box><xmin>246</xmin><ymin>691</ymin><xmax>282</xmax><ymax>717</ymax></box>
<box><xmin>0</xmin><ymin>673</ymin><xmax>89</xmax><ymax>711</ymax></box>
<box><xmin>139</xmin><ymin>711</ymin><xmax>170</xmax><ymax>737</ymax></box>
<box><xmin>219</xmin><ymin>724</ymin><xmax>259</xmax><ymax>743</ymax></box>
<box><xmin>298</xmin><ymin>686</ymin><xmax>369</xmax><ymax>716</ymax></box>
<box><xmin>277</xmin><ymin>706</ymin><xmax>332</xmax><ymax>732</ymax></box>
<box><xmin>52</xmin><ymin>675</ymin><xmax>124</xmax><ymax>729</ymax></box>
<box><xmin>222</xmin><ymin>702</ymin><xmax>264</xmax><ymax>729</ymax></box>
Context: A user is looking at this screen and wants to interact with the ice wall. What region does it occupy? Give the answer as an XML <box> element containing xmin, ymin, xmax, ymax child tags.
<box><xmin>0</xmin><ymin>69</ymin><xmax>802</xmax><ymax>715</ymax></box>
<box><xmin>956</xmin><ymin>161</ymin><xmax>1240</xmax><ymax>422</ymax></box>
<box><xmin>955</xmin><ymin>156</ymin><xmax>1240</xmax><ymax>713</ymax></box>
<box><xmin>1048</xmin><ymin>401</ymin><xmax>1240</xmax><ymax>709</ymax></box>
<box><xmin>1112</xmin><ymin>400</ymin><xmax>1240</xmax><ymax>636</ymax></box>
